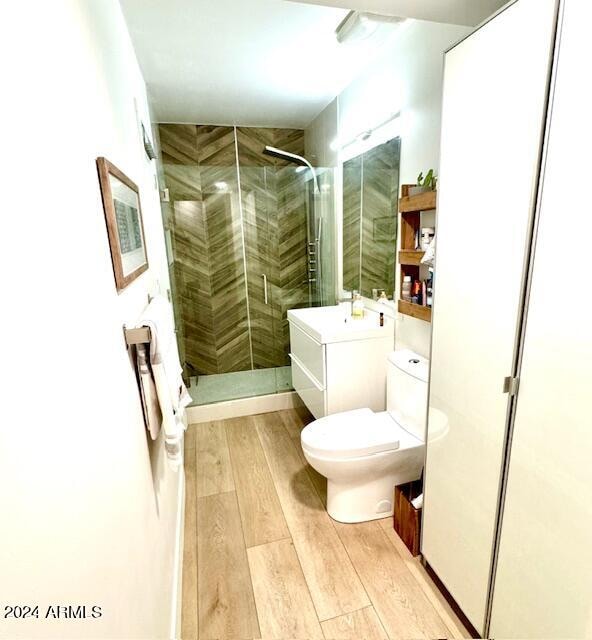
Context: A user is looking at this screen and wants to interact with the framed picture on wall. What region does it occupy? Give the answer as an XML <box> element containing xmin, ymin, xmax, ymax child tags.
<box><xmin>96</xmin><ymin>157</ymin><xmax>148</xmax><ymax>291</ymax></box>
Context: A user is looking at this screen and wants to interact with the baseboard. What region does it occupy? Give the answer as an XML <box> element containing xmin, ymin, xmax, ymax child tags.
<box><xmin>170</xmin><ymin>468</ymin><xmax>185</xmax><ymax>640</ymax></box>
<box><xmin>423</xmin><ymin>559</ymin><xmax>481</xmax><ymax>639</ymax></box>
<box><xmin>186</xmin><ymin>391</ymin><xmax>302</xmax><ymax>424</ymax></box>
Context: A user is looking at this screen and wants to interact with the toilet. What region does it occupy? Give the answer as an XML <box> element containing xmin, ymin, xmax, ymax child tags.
<box><xmin>301</xmin><ymin>349</ymin><xmax>428</xmax><ymax>523</ymax></box>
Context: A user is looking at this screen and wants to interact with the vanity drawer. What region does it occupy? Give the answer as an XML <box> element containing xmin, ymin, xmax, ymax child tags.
<box><xmin>289</xmin><ymin>323</ymin><xmax>326</xmax><ymax>387</ymax></box>
<box><xmin>291</xmin><ymin>355</ymin><xmax>326</xmax><ymax>419</ymax></box>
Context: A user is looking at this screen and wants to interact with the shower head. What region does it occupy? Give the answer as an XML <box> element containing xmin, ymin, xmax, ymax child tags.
<box><xmin>263</xmin><ymin>146</ymin><xmax>320</xmax><ymax>194</ymax></box>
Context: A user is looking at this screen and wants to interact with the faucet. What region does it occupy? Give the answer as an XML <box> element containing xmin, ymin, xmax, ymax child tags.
<box><xmin>338</xmin><ymin>290</ymin><xmax>355</xmax><ymax>316</ymax></box>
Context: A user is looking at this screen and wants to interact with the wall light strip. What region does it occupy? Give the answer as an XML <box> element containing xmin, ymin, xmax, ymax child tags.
<box><xmin>332</xmin><ymin>111</ymin><xmax>401</xmax><ymax>152</ymax></box>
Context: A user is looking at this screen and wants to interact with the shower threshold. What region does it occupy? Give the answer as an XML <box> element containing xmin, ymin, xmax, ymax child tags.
<box><xmin>188</xmin><ymin>365</ymin><xmax>293</xmax><ymax>406</ymax></box>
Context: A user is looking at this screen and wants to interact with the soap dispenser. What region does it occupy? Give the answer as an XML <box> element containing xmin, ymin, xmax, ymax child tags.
<box><xmin>352</xmin><ymin>293</ymin><xmax>364</xmax><ymax>319</ymax></box>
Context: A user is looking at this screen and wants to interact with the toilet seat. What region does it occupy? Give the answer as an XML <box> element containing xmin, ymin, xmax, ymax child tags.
<box><xmin>301</xmin><ymin>408</ymin><xmax>402</xmax><ymax>460</ymax></box>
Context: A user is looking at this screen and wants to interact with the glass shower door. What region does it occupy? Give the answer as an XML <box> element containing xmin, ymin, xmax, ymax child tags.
<box><xmin>241</xmin><ymin>166</ymin><xmax>284</xmax><ymax>372</ymax></box>
<box><xmin>242</xmin><ymin>165</ymin><xmax>310</xmax><ymax>394</ymax></box>
<box><xmin>307</xmin><ymin>167</ymin><xmax>336</xmax><ymax>309</ymax></box>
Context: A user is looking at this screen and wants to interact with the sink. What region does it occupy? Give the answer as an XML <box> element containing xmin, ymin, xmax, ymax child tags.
<box><xmin>287</xmin><ymin>304</ymin><xmax>393</xmax><ymax>344</ymax></box>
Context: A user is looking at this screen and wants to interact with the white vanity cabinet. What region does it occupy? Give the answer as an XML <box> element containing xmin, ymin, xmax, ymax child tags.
<box><xmin>288</xmin><ymin>306</ymin><xmax>393</xmax><ymax>419</ymax></box>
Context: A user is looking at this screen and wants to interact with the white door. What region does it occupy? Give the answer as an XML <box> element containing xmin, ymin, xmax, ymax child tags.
<box><xmin>421</xmin><ymin>0</ymin><xmax>559</xmax><ymax>632</ymax></box>
<box><xmin>490</xmin><ymin>2</ymin><xmax>592</xmax><ymax>636</ymax></box>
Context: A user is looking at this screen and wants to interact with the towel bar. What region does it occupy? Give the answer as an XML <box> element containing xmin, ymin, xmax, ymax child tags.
<box><xmin>123</xmin><ymin>325</ymin><xmax>151</xmax><ymax>347</ymax></box>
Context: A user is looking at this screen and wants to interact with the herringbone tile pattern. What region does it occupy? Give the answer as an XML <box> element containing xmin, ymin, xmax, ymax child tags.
<box><xmin>361</xmin><ymin>138</ymin><xmax>400</xmax><ymax>298</ymax></box>
<box><xmin>342</xmin><ymin>138</ymin><xmax>400</xmax><ymax>298</ymax></box>
<box><xmin>159</xmin><ymin>124</ymin><xmax>309</xmax><ymax>375</ymax></box>
<box><xmin>342</xmin><ymin>155</ymin><xmax>362</xmax><ymax>292</ymax></box>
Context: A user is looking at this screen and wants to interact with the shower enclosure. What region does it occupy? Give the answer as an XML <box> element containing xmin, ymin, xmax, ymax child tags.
<box><xmin>156</xmin><ymin>124</ymin><xmax>335</xmax><ymax>405</ymax></box>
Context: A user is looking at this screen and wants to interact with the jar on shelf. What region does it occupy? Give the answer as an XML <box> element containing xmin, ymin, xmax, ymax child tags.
<box><xmin>402</xmin><ymin>276</ymin><xmax>412</xmax><ymax>302</ymax></box>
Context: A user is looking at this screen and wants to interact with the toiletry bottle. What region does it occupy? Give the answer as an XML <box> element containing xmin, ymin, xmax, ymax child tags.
<box><xmin>379</xmin><ymin>312</ymin><xmax>384</xmax><ymax>327</ymax></box>
<box><xmin>350</xmin><ymin>289</ymin><xmax>359</xmax><ymax>316</ymax></box>
<box><xmin>352</xmin><ymin>293</ymin><xmax>364</xmax><ymax>318</ymax></box>
<box><xmin>412</xmin><ymin>280</ymin><xmax>422</xmax><ymax>305</ymax></box>
<box><xmin>427</xmin><ymin>268</ymin><xmax>434</xmax><ymax>307</ymax></box>
<box><xmin>402</xmin><ymin>276</ymin><xmax>412</xmax><ymax>302</ymax></box>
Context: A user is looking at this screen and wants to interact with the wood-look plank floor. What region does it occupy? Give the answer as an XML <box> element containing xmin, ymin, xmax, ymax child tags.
<box><xmin>195</xmin><ymin>421</ymin><xmax>234</xmax><ymax>498</ymax></box>
<box><xmin>248</xmin><ymin>539</ymin><xmax>324</xmax><ymax>639</ymax></box>
<box><xmin>225</xmin><ymin>416</ymin><xmax>290</xmax><ymax>548</ymax></box>
<box><xmin>181</xmin><ymin>408</ymin><xmax>471</xmax><ymax>640</ymax></box>
<box><xmin>197</xmin><ymin>491</ymin><xmax>260</xmax><ymax>639</ymax></box>
<box><xmin>255</xmin><ymin>412</ymin><xmax>370</xmax><ymax>622</ymax></box>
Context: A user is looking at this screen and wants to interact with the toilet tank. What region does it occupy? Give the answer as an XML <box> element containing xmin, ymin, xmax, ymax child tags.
<box><xmin>386</xmin><ymin>350</ymin><xmax>429</xmax><ymax>441</ymax></box>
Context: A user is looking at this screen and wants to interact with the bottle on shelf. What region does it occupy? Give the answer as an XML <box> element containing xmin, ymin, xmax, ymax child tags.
<box><xmin>426</xmin><ymin>268</ymin><xmax>434</xmax><ymax>308</ymax></box>
<box><xmin>412</xmin><ymin>280</ymin><xmax>423</xmax><ymax>305</ymax></box>
<box><xmin>402</xmin><ymin>276</ymin><xmax>412</xmax><ymax>302</ymax></box>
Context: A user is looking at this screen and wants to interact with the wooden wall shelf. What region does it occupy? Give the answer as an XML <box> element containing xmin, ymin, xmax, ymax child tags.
<box><xmin>399</xmin><ymin>250</ymin><xmax>425</xmax><ymax>266</ymax></box>
<box><xmin>398</xmin><ymin>184</ymin><xmax>436</xmax><ymax>323</ymax></box>
<box><xmin>399</xmin><ymin>189</ymin><xmax>437</xmax><ymax>213</ymax></box>
<box><xmin>398</xmin><ymin>300</ymin><xmax>432</xmax><ymax>322</ymax></box>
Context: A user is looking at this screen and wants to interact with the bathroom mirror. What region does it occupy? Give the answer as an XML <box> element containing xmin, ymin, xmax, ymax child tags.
<box><xmin>342</xmin><ymin>137</ymin><xmax>400</xmax><ymax>299</ymax></box>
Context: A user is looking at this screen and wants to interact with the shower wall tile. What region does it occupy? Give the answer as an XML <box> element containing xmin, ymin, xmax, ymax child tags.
<box><xmin>159</xmin><ymin>195</ymin><xmax>186</xmax><ymax>373</ymax></box>
<box><xmin>361</xmin><ymin>138</ymin><xmax>400</xmax><ymax>298</ymax></box>
<box><xmin>236</xmin><ymin>127</ymin><xmax>305</xmax><ymax>166</ymax></box>
<box><xmin>342</xmin><ymin>156</ymin><xmax>362</xmax><ymax>292</ymax></box>
<box><xmin>173</xmin><ymin>200</ymin><xmax>218</xmax><ymax>375</ymax></box>
<box><xmin>196</xmin><ymin>125</ymin><xmax>237</xmax><ymax>166</ymax></box>
<box><xmin>237</xmin><ymin>128</ymin><xmax>309</xmax><ymax>364</ymax></box>
<box><xmin>342</xmin><ymin>139</ymin><xmax>400</xmax><ymax>298</ymax></box>
<box><xmin>240</xmin><ymin>167</ymin><xmax>284</xmax><ymax>369</ymax></box>
<box><xmin>273</xmin><ymin>128</ymin><xmax>306</xmax><ymax>160</ymax></box>
<box><xmin>197</xmin><ymin>127</ymin><xmax>252</xmax><ymax>374</ymax></box>
<box><xmin>277</xmin><ymin>166</ymin><xmax>309</xmax><ymax>360</ymax></box>
<box><xmin>160</xmin><ymin>124</ymin><xmax>199</xmax><ymax>165</ymax></box>
<box><xmin>161</xmin><ymin>125</ymin><xmax>202</xmax><ymax>375</ymax></box>
<box><xmin>163</xmin><ymin>165</ymin><xmax>202</xmax><ymax>201</ymax></box>
<box><xmin>201</xmin><ymin>166</ymin><xmax>252</xmax><ymax>374</ymax></box>
<box><xmin>236</xmin><ymin>127</ymin><xmax>276</xmax><ymax>166</ymax></box>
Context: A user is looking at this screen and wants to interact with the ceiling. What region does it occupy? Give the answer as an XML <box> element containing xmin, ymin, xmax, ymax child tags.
<box><xmin>121</xmin><ymin>0</ymin><xmax>400</xmax><ymax>128</ymax></box>
<box><xmin>120</xmin><ymin>0</ymin><xmax>505</xmax><ymax>128</ymax></box>
<box><xmin>287</xmin><ymin>0</ymin><xmax>508</xmax><ymax>26</ymax></box>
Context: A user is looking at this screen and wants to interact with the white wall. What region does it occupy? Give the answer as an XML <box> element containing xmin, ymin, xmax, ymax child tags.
<box><xmin>0</xmin><ymin>2</ymin><xmax>182</xmax><ymax>638</ymax></box>
<box><xmin>305</xmin><ymin>98</ymin><xmax>339</xmax><ymax>168</ymax></box>
<box><xmin>306</xmin><ymin>19</ymin><xmax>470</xmax><ymax>357</ymax></box>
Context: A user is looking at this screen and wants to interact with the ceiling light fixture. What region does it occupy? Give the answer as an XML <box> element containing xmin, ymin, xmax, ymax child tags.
<box><xmin>335</xmin><ymin>11</ymin><xmax>406</xmax><ymax>44</ymax></box>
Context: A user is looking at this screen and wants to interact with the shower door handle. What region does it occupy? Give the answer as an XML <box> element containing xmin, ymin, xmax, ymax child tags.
<box><xmin>262</xmin><ymin>274</ymin><xmax>268</xmax><ymax>305</ymax></box>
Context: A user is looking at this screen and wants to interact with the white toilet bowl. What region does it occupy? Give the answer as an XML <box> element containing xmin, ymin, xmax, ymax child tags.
<box><xmin>301</xmin><ymin>408</ymin><xmax>424</xmax><ymax>523</ymax></box>
<box><xmin>300</xmin><ymin>349</ymin><xmax>429</xmax><ymax>524</ymax></box>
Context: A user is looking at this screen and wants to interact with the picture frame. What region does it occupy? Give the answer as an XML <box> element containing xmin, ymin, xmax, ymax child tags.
<box><xmin>96</xmin><ymin>157</ymin><xmax>148</xmax><ymax>292</ymax></box>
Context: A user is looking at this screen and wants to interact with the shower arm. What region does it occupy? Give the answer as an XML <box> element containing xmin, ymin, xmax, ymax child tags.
<box><xmin>262</xmin><ymin>146</ymin><xmax>320</xmax><ymax>194</ymax></box>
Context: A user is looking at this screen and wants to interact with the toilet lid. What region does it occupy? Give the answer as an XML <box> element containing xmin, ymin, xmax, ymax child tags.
<box><xmin>301</xmin><ymin>408</ymin><xmax>400</xmax><ymax>459</ymax></box>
